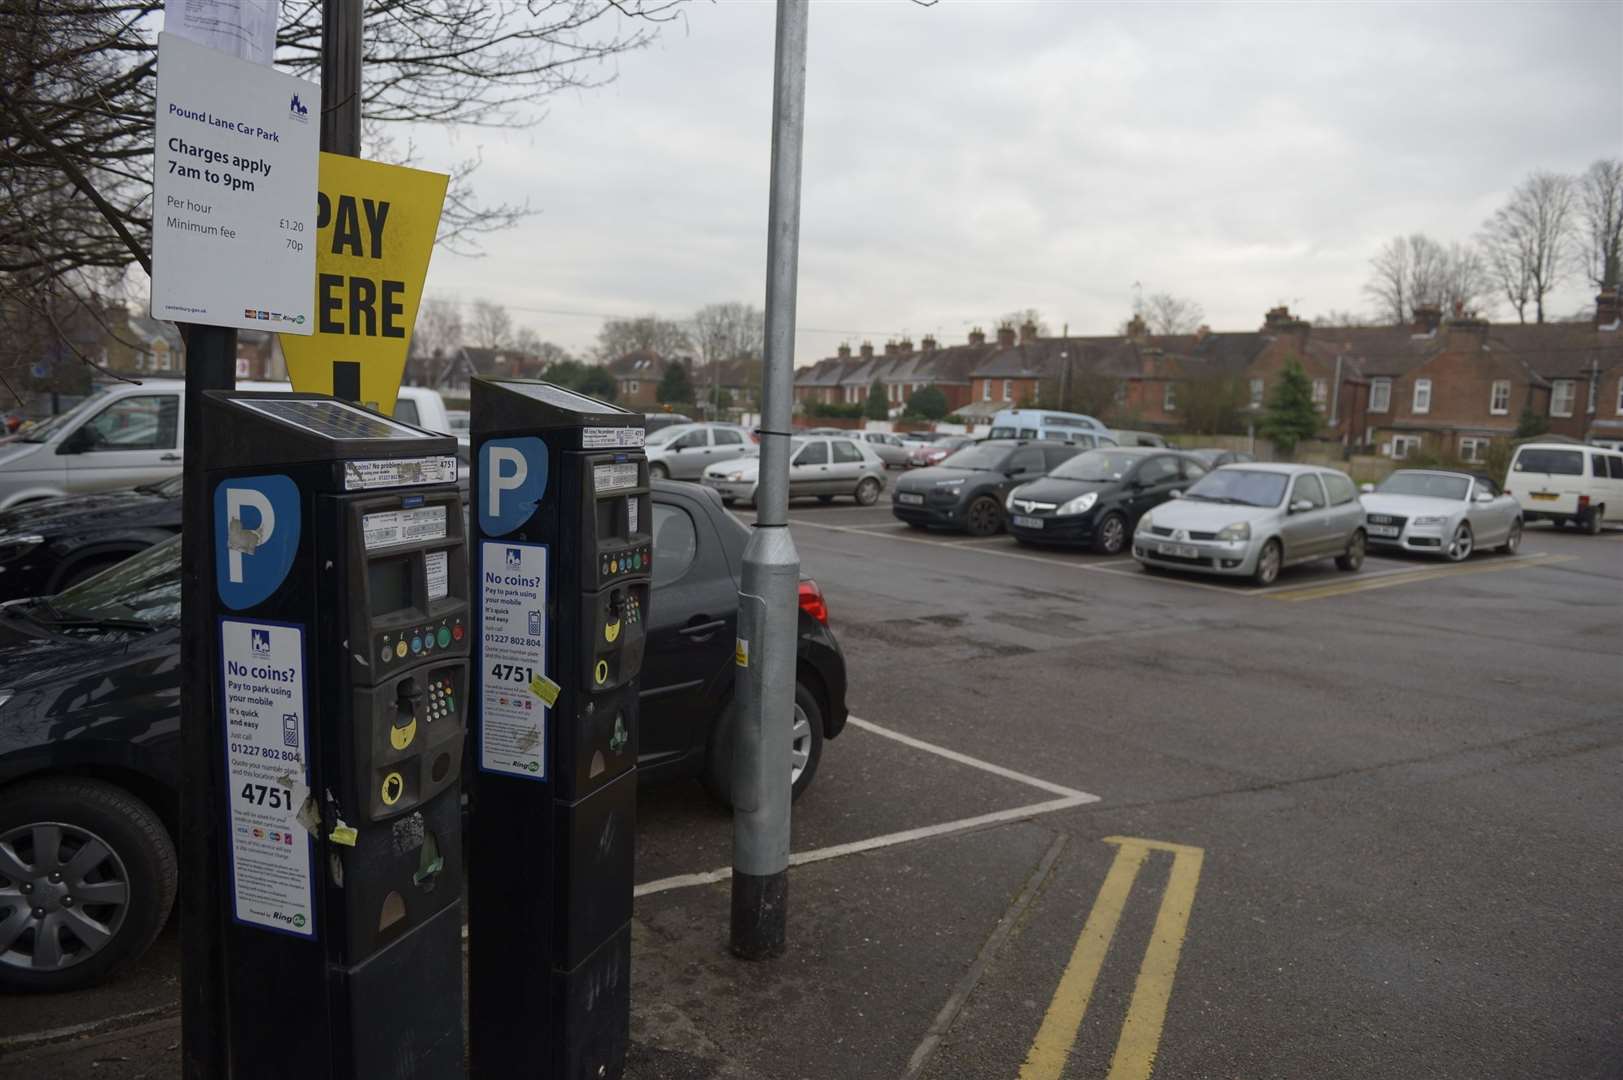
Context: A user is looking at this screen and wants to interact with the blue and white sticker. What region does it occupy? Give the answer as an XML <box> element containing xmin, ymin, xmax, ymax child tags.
<box><xmin>478</xmin><ymin>436</ymin><xmax>548</xmax><ymax>537</ymax></box>
<box><xmin>214</xmin><ymin>474</ymin><xmax>300</xmax><ymax>610</ymax></box>
<box><xmin>478</xmin><ymin>540</ymin><xmax>548</xmax><ymax>781</ymax></box>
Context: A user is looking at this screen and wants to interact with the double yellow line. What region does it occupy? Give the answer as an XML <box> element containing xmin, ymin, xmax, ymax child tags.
<box><xmin>1019</xmin><ymin>837</ymin><xmax>1204</xmax><ymax>1080</ymax></box>
<box><xmin>1267</xmin><ymin>552</ymin><xmax>1572</xmax><ymax>603</ymax></box>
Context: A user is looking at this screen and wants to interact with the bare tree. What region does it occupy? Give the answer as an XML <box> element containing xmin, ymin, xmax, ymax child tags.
<box><xmin>468</xmin><ymin>300</ymin><xmax>513</xmax><ymax>350</ymax></box>
<box><xmin>412</xmin><ymin>297</ymin><xmax>464</xmax><ymax>359</ymax></box>
<box><xmin>1364</xmin><ymin>236</ymin><xmax>1412</xmax><ymax>324</ymax></box>
<box><xmin>1140</xmin><ymin>293</ymin><xmax>1204</xmax><ymax>336</ymax></box>
<box><xmin>1480</xmin><ymin>171</ymin><xmax>1577</xmax><ymax>324</ymax></box>
<box><xmin>1439</xmin><ymin>242</ymin><xmax>1495</xmax><ymax>317</ymax></box>
<box><xmin>998</xmin><ymin>308</ymin><xmax>1051</xmax><ymax>336</ymax></box>
<box><xmin>1407</xmin><ymin>235</ymin><xmax>1450</xmax><ymax>308</ymax></box>
<box><xmin>1311</xmin><ymin>309</ymin><xmax>1372</xmax><ymax>327</ymax></box>
<box><xmin>594</xmin><ymin>315</ymin><xmax>691</xmax><ymax>360</ymax></box>
<box><xmin>691</xmin><ymin>303</ymin><xmax>764</xmax><ymax>366</ymax></box>
<box><xmin>1576</xmin><ymin>158</ymin><xmax>1623</xmax><ymax>291</ymax></box>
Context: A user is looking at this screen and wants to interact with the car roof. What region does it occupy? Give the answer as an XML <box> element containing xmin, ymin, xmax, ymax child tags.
<box><xmin>1388</xmin><ymin>467</ymin><xmax>1474</xmax><ymax>479</ymax></box>
<box><xmin>1215</xmin><ymin>462</ymin><xmax>1331</xmax><ymax>474</ymax></box>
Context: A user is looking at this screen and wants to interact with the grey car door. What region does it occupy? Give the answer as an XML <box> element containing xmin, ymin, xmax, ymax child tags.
<box><xmin>830</xmin><ymin>438</ymin><xmax>867</xmax><ymax>494</ymax></box>
<box><xmin>791</xmin><ymin>439</ymin><xmax>831</xmax><ymax>495</ymax></box>
<box><xmin>667</xmin><ymin>428</ymin><xmax>712</xmax><ymax>479</ymax></box>
<box><xmin>1470</xmin><ymin>476</ymin><xmax>1514</xmax><ymax>543</ymax></box>
<box><xmin>1280</xmin><ymin>474</ymin><xmax>1331</xmax><ymax>560</ymax></box>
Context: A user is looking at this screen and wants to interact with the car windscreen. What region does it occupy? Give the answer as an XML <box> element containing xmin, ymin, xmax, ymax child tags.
<box><xmin>16</xmin><ymin>387</ymin><xmax>114</xmax><ymax>442</ymax></box>
<box><xmin>1377</xmin><ymin>472</ymin><xmax>1470</xmax><ymax>500</ymax></box>
<box><xmin>1512</xmin><ymin>448</ymin><xmax>1583</xmax><ymax>476</ymax></box>
<box><xmin>44</xmin><ymin>534</ymin><xmax>181</xmax><ymax>628</ymax></box>
<box><xmin>987</xmin><ymin>426</ymin><xmax>1017</xmax><ymax>439</ymax></box>
<box><xmin>645</xmin><ymin>424</ymin><xmax>693</xmax><ymax>445</ymax></box>
<box><xmin>1048</xmin><ymin>450</ymin><xmax>1142</xmax><ymax>482</ymax></box>
<box><xmin>938</xmin><ymin>444</ymin><xmax>1010</xmax><ymax>471</ymax></box>
<box><xmin>1183</xmin><ymin>469</ymin><xmax>1289</xmax><ymax>508</ymax></box>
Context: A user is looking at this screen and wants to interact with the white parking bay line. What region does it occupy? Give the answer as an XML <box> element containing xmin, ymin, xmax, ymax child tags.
<box><xmin>634</xmin><ymin>715</ymin><xmax>1098</xmax><ymax>899</ymax></box>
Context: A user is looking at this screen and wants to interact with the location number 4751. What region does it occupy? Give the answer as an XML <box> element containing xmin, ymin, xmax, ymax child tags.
<box><xmin>490</xmin><ymin>663</ymin><xmax>534</xmax><ymax>684</ymax></box>
<box><xmin>240</xmin><ymin>783</ymin><xmax>292</xmax><ymax>810</ymax></box>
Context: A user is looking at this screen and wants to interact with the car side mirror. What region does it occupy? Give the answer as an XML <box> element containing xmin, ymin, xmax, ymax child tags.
<box><xmin>1169</xmin><ymin>489</ymin><xmax>1184</xmax><ymax>499</ymax></box>
<box><xmin>1360</xmin><ymin>483</ymin><xmax>1375</xmax><ymax>494</ymax></box>
<box><xmin>58</xmin><ymin>427</ymin><xmax>92</xmax><ymax>454</ymax></box>
<box><xmin>1289</xmin><ymin>499</ymin><xmax>1315</xmax><ymax>513</ymax></box>
<box><xmin>1474</xmin><ymin>490</ymin><xmax>1495</xmax><ymax>502</ymax></box>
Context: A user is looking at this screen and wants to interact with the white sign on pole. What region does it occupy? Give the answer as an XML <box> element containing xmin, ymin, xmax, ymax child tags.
<box><xmin>164</xmin><ymin>0</ymin><xmax>279</xmax><ymax>65</ymax></box>
<box><xmin>219</xmin><ymin>619</ymin><xmax>314</xmax><ymax>937</ymax></box>
<box><xmin>150</xmin><ymin>32</ymin><xmax>319</xmax><ymax>334</ymax></box>
<box><xmin>479</xmin><ymin>540</ymin><xmax>549</xmax><ymax>781</ymax></box>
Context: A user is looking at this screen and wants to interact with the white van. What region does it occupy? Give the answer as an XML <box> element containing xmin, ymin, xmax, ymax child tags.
<box><xmin>0</xmin><ymin>380</ymin><xmax>455</xmax><ymax>510</ymax></box>
<box><xmin>987</xmin><ymin>409</ymin><xmax>1107</xmax><ymax>442</ymax></box>
<box><xmin>1505</xmin><ymin>442</ymin><xmax>1623</xmax><ymax>534</ymax></box>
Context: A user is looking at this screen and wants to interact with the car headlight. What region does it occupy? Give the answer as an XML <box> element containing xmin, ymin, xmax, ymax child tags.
<box><xmin>1216</xmin><ymin>522</ymin><xmax>1251</xmax><ymax>542</ymax></box>
<box><xmin>0</xmin><ymin>534</ymin><xmax>45</xmax><ymax>564</ymax></box>
<box><xmin>1005</xmin><ymin>491</ymin><xmax>1020</xmax><ymax>511</ymax></box>
<box><xmin>1411</xmin><ymin>515</ymin><xmax>1446</xmax><ymax>526</ymax></box>
<box><xmin>1057</xmin><ymin>492</ymin><xmax>1098</xmax><ymax>516</ymax></box>
<box><xmin>727</xmin><ymin>471</ymin><xmax>748</xmax><ymax>482</ymax></box>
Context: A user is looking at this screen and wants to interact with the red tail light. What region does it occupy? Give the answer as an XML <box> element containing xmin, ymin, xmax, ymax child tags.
<box><xmin>1578</xmin><ymin>495</ymin><xmax>1590</xmax><ymax>511</ymax></box>
<box><xmin>797</xmin><ymin>579</ymin><xmax>829</xmax><ymax>624</ymax></box>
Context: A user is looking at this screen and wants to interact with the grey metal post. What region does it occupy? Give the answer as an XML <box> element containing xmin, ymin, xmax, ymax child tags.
<box><xmin>319</xmin><ymin>0</ymin><xmax>363</xmax><ymax>157</ymax></box>
<box><xmin>732</xmin><ymin>0</ymin><xmax>808</xmax><ymax>961</ymax></box>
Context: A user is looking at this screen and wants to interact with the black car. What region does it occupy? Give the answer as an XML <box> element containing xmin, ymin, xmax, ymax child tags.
<box><xmin>891</xmin><ymin>439</ymin><xmax>1083</xmax><ymax>536</ymax></box>
<box><xmin>0</xmin><ymin>482</ymin><xmax>845</xmax><ymax>991</ymax></box>
<box><xmin>0</xmin><ymin>475</ymin><xmax>183</xmax><ymax>601</ymax></box>
<box><xmin>1005</xmin><ymin>447</ymin><xmax>1208</xmax><ymax>553</ymax></box>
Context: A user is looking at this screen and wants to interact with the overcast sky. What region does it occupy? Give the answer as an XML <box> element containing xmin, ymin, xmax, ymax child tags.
<box><xmin>413</xmin><ymin>0</ymin><xmax>1623</xmax><ymax>365</ymax></box>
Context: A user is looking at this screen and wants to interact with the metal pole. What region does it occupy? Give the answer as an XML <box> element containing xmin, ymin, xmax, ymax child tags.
<box><xmin>320</xmin><ymin>0</ymin><xmax>362</xmax><ymax>156</ymax></box>
<box><xmin>732</xmin><ymin>0</ymin><xmax>807</xmax><ymax>961</ymax></box>
<box><xmin>179</xmin><ymin>323</ymin><xmax>236</xmax><ymax>1080</ymax></box>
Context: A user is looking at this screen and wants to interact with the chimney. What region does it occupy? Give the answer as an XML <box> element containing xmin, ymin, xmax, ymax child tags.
<box><xmin>859</xmin><ymin>341</ymin><xmax>874</xmax><ymax>359</ymax></box>
<box><xmin>1596</xmin><ymin>288</ymin><xmax>1621</xmax><ymax>330</ymax></box>
<box><xmin>1446</xmin><ymin>314</ymin><xmax>1491</xmax><ymax>349</ymax></box>
<box><xmin>837</xmin><ymin>343</ymin><xmax>852</xmax><ymax>359</ymax></box>
<box><xmin>1019</xmin><ymin>319</ymin><xmax>1039</xmax><ymax>345</ymax></box>
<box><xmin>1125</xmin><ymin>313</ymin><xmax>1148</xmax><ymax>340</ymax></box>
<box><xmin>996</xmin><ymin>323</ymin><xmax>1016</xmax><ymax>348</ymax></box>
<box><xmin>1262</xmin><ymin>305</ymin><xmax>1293</xmax><ymax>332</ymax></box>
<box><xmin>921</xmin><ymin>335</ymin><xmax>938</xmax><ymax>353</ymax></box>
<box><xmin>884</xmin><ymin>340</ymin><xmax>900</xmax><ymax>357</ymax></box>
<box><xmin>898</xmin><ymin>336</ymin><xmax>914</xmax><ymax>353</ymax></box>
<box><xmin>968</xmin><ymin>327</ymin><xmax>986</xmax><ymax>346</ymax></box>
<box><xmin>1194</xmin><ymin>324</ymin><xmax>1212</xmax><ymax>342</ymax></box>
<box><xmin>1411</xmin><ymin>303</ymin><xmax>1443</xmax><ymax>336</ymax></box>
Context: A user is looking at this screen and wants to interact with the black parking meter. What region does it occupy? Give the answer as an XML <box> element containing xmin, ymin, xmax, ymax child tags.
<box><xmin>198</xmin><ymin>391</ymin><xmax>468</xmax><ymax>1078</ymax></box>
<box><xmin>466</xmin><ymin>378</ymin><xmax>650</xmax><ymax>1080</ymax></box>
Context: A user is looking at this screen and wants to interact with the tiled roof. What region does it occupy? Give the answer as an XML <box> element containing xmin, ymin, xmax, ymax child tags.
<box><xmin>605</xmin><ymin>350</ymin><xmax>666</xmax><ymax>377</ymax></box>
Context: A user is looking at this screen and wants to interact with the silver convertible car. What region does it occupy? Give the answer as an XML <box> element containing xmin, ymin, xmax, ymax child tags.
<box><xmin>1359</xmin><ymin>469</ymin><xmax>1522</xmax><ymax>560</ymax></box>
<box><xmin>1133</xmin><ymin>463</ymin><xmax>1367</xmax><ymax>586</ymax></box>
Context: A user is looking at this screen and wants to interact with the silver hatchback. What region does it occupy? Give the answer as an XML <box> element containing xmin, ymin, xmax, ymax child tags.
<box><xmin>1132</xmin><ymin>463</ymin><xmax>1367</xmax><ymax>586</ymax></box>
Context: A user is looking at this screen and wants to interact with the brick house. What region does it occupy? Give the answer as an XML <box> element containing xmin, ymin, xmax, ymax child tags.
<box><xmin>604</xmin><ymin>350</ymin><xmax>669</xmax><ymax>407</ymax></box>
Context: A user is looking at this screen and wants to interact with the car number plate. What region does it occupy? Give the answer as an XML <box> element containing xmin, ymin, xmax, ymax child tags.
<box><xmin>1530</xmin><ymin>492</ymin><xmax>1557</xmax><ymax>501</ymax></box>
<box><xmin>1156</xmin><ymin>542</ymin><xmax>1198</xmax><ymax>558</ymax></box>
<box><xmin>897</xmin><ymin>492</ymin><xmax>924</xmax><ymax>505</ymax></box>
<box><xmin>1012</xmin><ymin>515</ymin><xmax>1042</xmax><ymax>529</ymax></box>
<box><xmin>1367</xmin><ymin>524</ymin><xmax>1400</xmax><ymax>538</ymax></box>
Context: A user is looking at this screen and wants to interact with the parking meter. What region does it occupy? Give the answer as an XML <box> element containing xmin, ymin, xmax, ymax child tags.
<box><xmin>199</xmin><ymin>391</ymin><xmax>468</xmax><ymax>1079</ymax></box>
<box><xmin>466</xmin><ymin>378</ymin><xmax>649</xmax><ymax>1080</ymax></box>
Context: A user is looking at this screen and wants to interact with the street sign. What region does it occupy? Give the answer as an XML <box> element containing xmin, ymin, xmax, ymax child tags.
<box><xmin>150</xmin><ymin>32</ymin><xmax>319</xmax><ymax>334</ymax></box>
<box><xmin>279</xmin><ymin>154</ymin><xmax>448</xmax><ymax>416</ymax></box>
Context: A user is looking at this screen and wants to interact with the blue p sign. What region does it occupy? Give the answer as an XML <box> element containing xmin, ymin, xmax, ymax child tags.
<box><xmin>479</xmin><ymin>437</ymin><xmax>548</xmax><ymax>536</ymax></box>
<box><xmin>214</xmin><ymin>475</ymin><xmax>301</xmax><ymax>610</ymax></box>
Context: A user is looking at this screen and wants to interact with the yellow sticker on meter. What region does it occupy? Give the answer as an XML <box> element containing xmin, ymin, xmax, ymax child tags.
<box><xmin>380</xmin><ymin>771</ymin><xmax>405</xmax><ymax>807</ymax></box>
<box><xmin>530</xmin><ymin>673</ymin><xmax>561</xmax><ymax>707</ymax></box>
<box><xmin>594</xmin><ymin>659</ymin><xmax>609</xmax><ymax>685</ymax></box>
<box><xmin>604</xmin><ymin>619</ymin><xmax>621</xmax><ymax>644</ymax></box>
<box><xmin>389</xmin><ymin>718</ymin><xmax>416</xmax><ymax>751</ymax></box>
<box><xmin>735</xmin><ymin>638</ymin><xmax>749</xmax><ymax>667</ymax></box>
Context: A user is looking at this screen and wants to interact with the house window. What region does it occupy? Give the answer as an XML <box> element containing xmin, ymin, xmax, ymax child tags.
<box><xmin>1459</xmin><ymin>437</ymin><xmax>1488</xmax><ymax>464</ymax></box>
<box><xmin>1369</xmin><ymin>378</ymin><xmax>1391</xmax><ymax>413</ymax></box>
<box><xmin>1391</xmin><ymin>435</ymin><xmax>1422</xmax><ymax>460</ymax></box>
<box><xmin>1002</xmin><ymin>379</ymin><xmax>1013</xmax><ymax>402</ymax></box>
<box><xmin>1163</xmin><ymin>383</ymin><xmax>1178</xmax><ymax>411</ymax></box>
<box><xmin>1412</xmin><ymin>379</ymin><xmax>1432</xmax><ymax>415</ymax></box>
<box><xmin>627</xmin><ymin>380</ymin><xmax>638</xmax><ymax>394</ymax></box>
<box><xmin>1490</xmin><ymin>380</ymin><xmax>1510</xmax><ymax>415</ymax></box>
<box><xmin>982</xmin><ymin>380</ymin><xmax>991</xmax><ymax>402</ymax></box>
<box><xmin>1312</xmin><ymin>378</ymin><xmax>1328</xmax><ymax>406</ymax></box>
<box><xmin>1551</xmin><ymin>379</ymin><xmax>1575</xmax><ymax>417</ymax></box>
<box><xmin>1249</xmin><ymin>378</ymin><xmax>1265</xmax><ymax>406</ymax></box>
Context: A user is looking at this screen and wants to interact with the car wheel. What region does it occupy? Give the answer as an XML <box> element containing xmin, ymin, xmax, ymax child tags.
<box><xmin>1581</xmin><ymin>507</ymin><xmax>1604</xmax><ymax>535</ymax></box>
<box><xmin>964</xmin><ymin>495</ymin><xmax>1003</xmax><ymax>537</ymax></box>
<box><xmin>1093</xmin><ymin>512</ymin><xmax>1127</xmax><ymax>555</ymax></box>
<box><xmin>703</xmin><ymin>682</ymin><xmax>826</xmax><ymax>808</ymax></box>
<box><xmin>1497</xmin><ymin>519</ymin><xmax>1523</xmax><ymax>554</ymax></box>
<box><xmin>855</xmin><ymin>478</ymin><xmax>882</xmax><ymax>506</ymax></box>
<box><xmin>55</xmin><ymin>555</ymin><xmax>129</xmax><ymax>592</ymax></box>
<box><xmin>1446</xmin><ymin>523</ymin><xmax>1474</xmax><ymax>562</ymax></box>
<box><xmin>649</xmin><ymin>462</ymin><xmax>669</xmax><ymax>481</ymax></box>
<box><xmin>1335</xmin><ymin>529</ymin><xmax>1366</xmax><ymax>572</ymax></box>
<box><xmin>0</xmin><ymin>778</ymin><xmax>176</xmax><ymax>993</ymax></box>
<box><xmin>1252</xmin><ymin>539</ymin><xmax>1282</xmax><ymax>586</ymax></box>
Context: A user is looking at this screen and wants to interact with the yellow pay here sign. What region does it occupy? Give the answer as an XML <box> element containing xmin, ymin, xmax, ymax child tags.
<box><xmin>279</xmin><ymin>153</ymin><xmax>447</xmax><ymax>415</ymax></box>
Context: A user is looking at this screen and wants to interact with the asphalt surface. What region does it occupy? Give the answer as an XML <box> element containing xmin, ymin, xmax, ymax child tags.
<box><xmin>3</xmin><ymin>490</ymin><xmax>1619</xmax><ymax>1080</ymax></box>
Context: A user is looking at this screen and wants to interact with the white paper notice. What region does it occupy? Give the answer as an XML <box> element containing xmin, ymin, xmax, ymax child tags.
<box><xmin>479</xmin><ymin>541</ymin><xmax>548</xmax><ymax>780</ymax></box>
<box><xmin>150</xmin><ymin>33</ymin><xmax>319</xmax><ymax>334</ymax></box>
<box><xmin>627</xmin><ymin>495</ymin><xmax>638</xmax><ymax>535</ymax></box>
<box><xmin>219</xmin><ymin>619</ymin><xmax>314</xmax><ymax>937</ymax></box>
<box><xmin>592</xmin><ymin>462</ymin><xmax>638</xmax><ymax>494</ymax></box>
<box><xmin>581</xmin><ymin>427</ymin><xmax>645</xmax><ymax>449</ymax></box>
<box><xmin>343</xmin><ymin>456</ymin><xmax>459</xmax><ymax>491</ymax></box>
<box><xmin>165</xmin><ymin>0</ymin><xmax>279</xmax><ymax>65</ymax></box>
<box><xmin>426</xmin><ymin>550</ymin><xmax>448</xmax><ymax>601</ymax></box>
<box><xmin>362</xmin><ymin>506</ymin><xmax>447</xmax><ymax>550</ymax></box>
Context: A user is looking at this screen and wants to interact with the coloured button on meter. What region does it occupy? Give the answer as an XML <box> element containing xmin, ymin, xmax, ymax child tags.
<box><xmin>411</xmin><ymin>636</ymin><xmax>423</xmax><ymax>654</ymax></box>
<box><xmin>395</xmin><ymin>640</ymin><xmax>409</xmax><ymax>659</ymax></box>
<box><xmin>437</xmin><ymin>627</ymin><xmax>451</xmax><ymax>648</ymax></box>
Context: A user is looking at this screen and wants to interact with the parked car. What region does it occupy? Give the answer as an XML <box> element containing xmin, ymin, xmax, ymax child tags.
<box><xmin>1109</xmin><ymin>429</ymin><xmax>1171</xmax><ymax>448</ymax></box>
<box><xmin>892</xmin><ymin>439</ymin><xmax>1083</xmax><ymax>536</ymax></box>
<box><xmin>1185</xmin><ymin>448</ymin><xmax>1256</xmax><ymax>469</ymax></box>
<box><xmin>0</xmin><ymin>475</ymin><xmax>183</xmax><ymax>601</ymax></box>
<box><xmin>1006</xmin><ymin>448</ymin><xmax>1207</xmax><ymax>553</ymax></box>
<box><xmin>0</xmin><ymin>382</ymin><xmax>457</xmax><ymax>511</ymax></box>
<box><xmin>802</xmin><ymin>427</ymin><xmax>846</xmax><ymax>436</ymax></box>
<box><xmin>1505</xmin><ymin>442</ymin><xmax>1623</xmax><ymax>534</ymax></box>
<box><xmin>857</xmin><ymin>431</ymin><xmax>911</xmax><ymax>468</ymax></box>
<box><xmin>644</xmin><ymin>412</ymin><xmax>693</xmax><ymax>434</ymax></box>
<box><xmin>986</xmin><ymin>409</ymin><xmax>1107</xmax><ymax>442</ymax></box>
<box><xmin>645</xmin><ymin>423</ymin><xmax>755</xmax><ymax>480</ymax></box>
<box><xmin>1359</xmin><ymin>469</ymin><xmax>1522</xmax><ymax>560</ymax></box>
<box><xmin>444</xmin><ymin>409</ymin><xmax>471</xmax><ymax>436</ymax></box>
<box><xmin>703</xmin><ymin>435</ymin><xmax>887</xmax><ymax>507</ymax></box>
<box><xmin>1132</xmin><ymin>463</ymin><xmax>1366</xmax><ymax>586</ymax></box>
<box><xmin>0</xmin><ymin>481</ymin><xmax>847</xmax><ymax>991</ymax></box>
<box><xmin>907</xmin><ymin>434</ymin><xmax>974</xmax><ymax>468</ymax></box>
